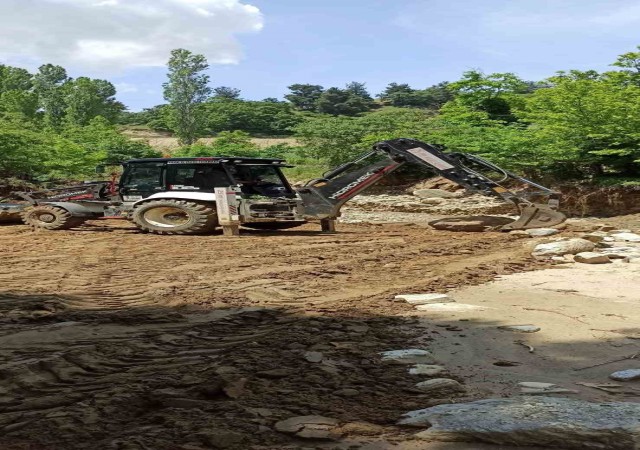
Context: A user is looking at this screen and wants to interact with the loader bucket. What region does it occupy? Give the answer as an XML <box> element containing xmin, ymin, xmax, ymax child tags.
<box><xmin>501</xmin><ymin>203</ymin><xmax>567</xmax><ymax>231</ymax></box>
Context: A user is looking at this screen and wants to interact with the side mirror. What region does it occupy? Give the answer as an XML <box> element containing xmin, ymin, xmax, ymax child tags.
<box><xmin>95</xmin><ymin>165</ymin><xmax>106</xmax><ymax>174</ymax></box>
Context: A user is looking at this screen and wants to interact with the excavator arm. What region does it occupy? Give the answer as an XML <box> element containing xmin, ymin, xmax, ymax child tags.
<box><xmin>296</xmin><ymin>138</ymin><xmax>566</xmax><ymax>230</ymax></box>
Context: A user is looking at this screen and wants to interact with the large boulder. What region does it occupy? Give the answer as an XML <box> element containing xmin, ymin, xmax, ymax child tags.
<box><xmin>399</xmin><ymin>397</ymin><xmax>640</xmax><ymax>449</ymax></box>
<box><xmin>531</xmin><ymin>238</ymin><xmax>595</xmax><ymax>257</ymax></box>
<box><xmin>429</xmin><ymin>216</ymin><xmax>515</xmax><ymax>232</ymax></box>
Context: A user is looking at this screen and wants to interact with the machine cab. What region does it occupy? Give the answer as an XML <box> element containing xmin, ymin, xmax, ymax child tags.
<box><xmin>119</xmin><ymin>157</ymin><xmax>295</xmax><ymax>201</ymax></box>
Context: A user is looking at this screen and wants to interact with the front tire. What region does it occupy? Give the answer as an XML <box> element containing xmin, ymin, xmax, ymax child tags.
<box><xmin>132</xmin><ymin>200</ymin><xmax>218</xmax><ymax>235</ymax></box>
<box><xmin>21</xmin><ymin>205</ymin><xmax>86</xmax><ymax>230</ymax></box>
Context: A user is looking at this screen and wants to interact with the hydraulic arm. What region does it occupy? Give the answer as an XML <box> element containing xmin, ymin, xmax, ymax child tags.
<box><xmin>296</xmin><ymin>138</ymin><xmax>566</xmax><ymax>230</ymax></box>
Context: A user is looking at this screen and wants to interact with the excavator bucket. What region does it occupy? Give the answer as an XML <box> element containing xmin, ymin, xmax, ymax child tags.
<box><xmin>501</xmin><ymin>203</ymin><xmax>567</xmax><ymax>231</ymax></box>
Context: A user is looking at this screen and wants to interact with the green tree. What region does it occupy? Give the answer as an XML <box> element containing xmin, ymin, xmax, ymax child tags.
<box><xmin>285</xmin><ymin>84</ymin><xmax>324</xmax><ymax>111</ymax></box>
<box><xmin>345</xmin><ymin>81</ymin><xmax>373</xmax><ymax>101</ymax></box>
<box><xmin>202</xmin><ymin>99</ymin><xmax>301</xmax><ymax>135</ymax></box>
<box><xmin>63</xmin><ymin>77</ymin><xmax>124</xmax><ymax>126</ymax></box>
<box><xmin>212</xmin><ymin>86</ymin><xmax>241</xmax><ymax>99</ymax></box>
<box><xmin>163</xmin><ymin>49</ymin><xmax>212</xmax><ymax>145</ymax></box>
<box><xmin>33</xmin><ymin>64</ymin><xmax>69</xmax><ymax>130</ymax></box>
<box><xmin>0</xmin><ymin>65</ymin><xmax>38</xmax><ymax>120</ymax></box>
<box><xmin>448</xmin><ymin>70</ymin><xmax>528</xmax><ymax>121</ymax></box>
<box><xmin>316</xmin><ymin>87</ymin><xmax>371</xmax><ymax>116</ymax></box>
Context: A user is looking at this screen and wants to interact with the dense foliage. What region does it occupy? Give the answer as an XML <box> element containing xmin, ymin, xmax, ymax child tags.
<box><xmin>1</xmin><ymin>45</ymin><xmax>640</xmax><ymax>185</ymax></box>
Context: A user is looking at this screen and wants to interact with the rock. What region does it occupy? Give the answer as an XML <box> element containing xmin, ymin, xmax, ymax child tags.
<box><xmin>518</xmin><ymin>382</ymin><xmax>557</xmax><ymax>389</ymax></box>
<box><xmin>611</xmin><ymin>232</ymin><xmax>640</xmax><ymax>242</ymax></box>
<box><xmin>551</xmin><ymin>256</ymin><xmax>572</xmax><ymax>263</ymax></box>
<box><xmin>337</xmin><ymin>421</ymin><xmax>385</xmax><ymax>436</ymax></box>
<box><xmin>598</xmin><ymin>225</ymin><xmax>616</xmax><ymax>232</ymax></box>
<box><xmin>526</xmin><ymin>228</ymin><xmax>560</xmax><ymax>237</ymax></box>
<box><xmin>498</xmin><ymin>324</ymin><xmax>541</xmax><ymax>333</ymax></box>
<box><xmin>509</xmin><ymin>230</ymin><xmax>530</xmax><ymax>237</ymax></box>
<box><xmin>413</xmin><ymin>189</ymin><xmax>460</xmax><ymax>199</ymax></box>
<box><xmin>196</xmin><ymin>429</ymin><xmax>244</xmax><ymax>449</ymax></box>
<box><xmin>429</xmin><ymin>216</ymin><xmax>515</xmax><ymax>232</ymax></box>
<box><xmin>399</xmin><ymin>397</ymin><xmax>640</xmax><ymax>449</ymax></box>
<box><xmin>394</xmin><ymin>293</ymin><xmax>453</xmax><ymax>305</ymax></box>
<box><xmin>610</xmin><ymin>229</ymin><xmax>632</xmax><ymax>233</ymax></box>
<box><xmin>517</xmin><ymin>382</ymin><xmax>576</xmax><ymax>394</ymax></box>
<box><xmin>222</xmin><ymin>378</ymin><xmax>247</xmax><ymax>399</ymax></box>
<box><xmin>531</xmin><ymin>238</ymin><xmax>595</xmax><ymax>257</ymax></box>
<box><xmin>600</xmin><ymin>247</ymin><xmax>640</xmax><ymax>259</ymax></box>
<box><xmin>415</xmin><ymin>378</ymin><xmax>464</xmax><ymax>393</ymax></box>
<box><xmin>574</xmin><ymin>252</ymin><xmax>611</xmax><ymax>264</ymax></box>
<box><xmin>304</xmin><ymin>351</ymin><xmax>324</xmax><ymax>363</ymax></box>
<box><xmin>581</xmin><ymin>233</ymin><xmax>605</xmax><ymax>243</ymax></box>
<box><xmin>609</xmin><ymin>369</ymin><xmax>640</xmax><ymax>381</ymax></box>
<box><xmin>333</xmin><ymin>388</ymin><xmax>359</xmax><ymax>397</ymax></box>
<box><xmin>409</xmin><ymin>365</ymin><xmax>446</xmax><ymax>376</ymax></box>
<box><xmin>274</xmin><ymin>415</ymin><xmax>340</xmax><ymax>440</ymax></box>
<box><xmin>380</xmin><ymin>349</ymin><xmax>436</xmax><ymax>365</ymax></box>
<box><xmin>415</xmin><ymin>303</ymin><xmax>487</xmax><ymax>312</ymax></box>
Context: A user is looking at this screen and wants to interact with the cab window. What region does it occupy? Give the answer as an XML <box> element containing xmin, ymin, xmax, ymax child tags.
<box><xmin>166</xmin><ymin>164</ymin><xmax>230</xmax><ymax>191</ymax></box>
<box><xmin>121</xmin><ymin>163</ymin><xmax>164</xmax><ymax>190</ymax></box>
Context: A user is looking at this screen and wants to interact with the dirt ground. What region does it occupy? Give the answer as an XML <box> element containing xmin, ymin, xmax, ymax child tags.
<box><xmin>0</xmin><ymin>212</ymin><xmax>638</xmax><ymax>449</ymax></box>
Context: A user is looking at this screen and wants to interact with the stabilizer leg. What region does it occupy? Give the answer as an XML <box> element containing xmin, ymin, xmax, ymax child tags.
<box><xmin>321</xmin><ymin>219</ymin><xmax>336</xmax><ymax>233</ymax></box>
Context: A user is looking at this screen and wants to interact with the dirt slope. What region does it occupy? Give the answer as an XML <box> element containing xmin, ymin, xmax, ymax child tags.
<box><xmin>0</xmin><ymin>220</ymin><xmax>544</xmax><ymax>450</ymax></box>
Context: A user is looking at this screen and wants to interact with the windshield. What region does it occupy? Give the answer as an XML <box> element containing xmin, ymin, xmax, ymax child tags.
<box><xmin>121</xmin><ymin>163</ymin><xmax>164</xmax><ymax>190</ymax></box>
<box><xmin>227</xmin><ymin>165</ymin><xmax>291</xmax><ymax>197</ymax></box>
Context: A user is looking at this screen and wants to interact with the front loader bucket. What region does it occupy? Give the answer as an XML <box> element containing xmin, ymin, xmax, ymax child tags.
<box><xmin>501</xmin><ymin>204</ymin><xmax>567</xmax><ymax>231</ymax></box>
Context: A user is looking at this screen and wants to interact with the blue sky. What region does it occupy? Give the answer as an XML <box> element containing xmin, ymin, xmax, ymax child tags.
<box><xmin>2</xmin><ymin>0</ymin><xmax>639</xmax><ymax>111</ymax></box>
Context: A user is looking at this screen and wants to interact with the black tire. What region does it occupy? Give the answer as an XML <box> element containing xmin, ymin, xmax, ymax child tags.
<box><xmin>21</xmin><ymin>205</ymin><xmax>86</xmax><ymax>230</ymax></box>
<box><xmin>242</xmin><ymin>221</ymin><xmax>307</xmax><ymax>230</ymax></box>
<box><xmin>132</xmin><ymin>200</ymin><xmax>218</xmax><ymax>235</ymax></box>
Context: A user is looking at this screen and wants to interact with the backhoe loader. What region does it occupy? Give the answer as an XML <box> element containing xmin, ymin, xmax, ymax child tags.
<box><xmin>10</xmin><ymin>138</ymin><xmax>565</xmax><ymax>235</ymax></box>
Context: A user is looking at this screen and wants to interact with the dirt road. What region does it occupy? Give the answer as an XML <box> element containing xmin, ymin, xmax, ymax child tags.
<box><xmin>0</xmin><ymin>219</ymin><xmax>551</xmax><ymax>449</ymax></box>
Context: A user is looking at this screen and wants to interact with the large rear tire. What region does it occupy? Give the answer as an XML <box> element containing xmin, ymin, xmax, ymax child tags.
<box><xmin>242</xmin><ymin>221</ymin><xmax>307</xmax><ymax>230</ymax></box>
<box><xmin>21</xmin><ymin>205</ymin><xmax>86</xmax><ymax>230</ymax></box>
<box><xmin>132</xmin><ymin>200</ymin><xmax>218</xmax><ymax>235</ymax></box>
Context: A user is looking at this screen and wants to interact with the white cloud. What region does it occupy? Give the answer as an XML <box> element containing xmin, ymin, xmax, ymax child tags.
<box><xmin>0</xmin><ymin>0</ymin><xmax>263</xmax><ymax>71</ymax></box>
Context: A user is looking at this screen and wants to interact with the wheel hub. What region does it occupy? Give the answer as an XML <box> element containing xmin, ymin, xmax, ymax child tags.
<box><xmin>143</xmin><ymin>207</ymin><xmax>190</xmax><ymax>228</ymax></box>
<box><xmin>37</xmin><ymin>213</ymin><xmax>56</xmax><ymax>223</ymax></box>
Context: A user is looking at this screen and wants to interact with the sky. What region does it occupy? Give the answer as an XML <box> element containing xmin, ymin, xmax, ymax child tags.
<box><xmin>1</xmin><ymin>0</ymin><xmax>639</xmax><ymax>111</ymax></box>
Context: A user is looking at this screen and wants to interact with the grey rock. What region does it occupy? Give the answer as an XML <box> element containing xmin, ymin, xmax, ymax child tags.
<box><xmin>498</xmin><ymin>324</ymin><xmax>541</xmax><ymax>333</ymax></box>
<box><xmin>526</xmin><ymin>228</ymin><xmax>560</xmax><ymax>237</ymax></box>
<box><xmin>430</xmin><ymin>215</ymin><xmax>515</xmax><ymax>232</ymax></box>
<box><xmin>380</xmin><ymin>349</ymin><xmax>436</xmax><ymax>365</ymax></box>
<box><xmin>394</xmin><ymin>293</ymin><xmax>453</xmax><ymax>305</ymax></box>
<box><xmin>581</xmin><ymin>233</ymin><xmax>605</xmax><ymax>243</ymax></box>
<box><xmin>333</xmin><ymin>388</ymin><xmax>359</xmax><ymax>397</ymax></box>
<box><xmin>610</xmin><ymin>369</ymin><xmax>640</xmax><ymax>381</ymax></box>
<box><xmin>532</xmin><ymin>238</ymin><xmax>595</xmax><ymax>257</ymax></box>
<box><xmin>611</xmin><ymin>232</ymin><xmax>640</xmax><ymax>242</ymax></box>
<box><xmin>415</xmin><ymin>378</ymin><xmax>464</xmax><ymax>393</ymax></box>
<box><xmin>196</xmin><ymin>429</ymin><xmax>244</xmax><ymax>449</ymax></box>
<box><xmin>574</xmin><ymin>252</ymin><xmax>611</xmax><ymax>264</ymax></box>
<box><xmin>399</xmin><ymin>397</ymin><xmax>640</xmax><ymax>449</ymax></box>
<box><xmin>274</xmin><ymin>415</ymin><xmax>340</xmax><ymax>440</ymax></box>
<box><xmin>304</xmin><ymin>351</ymin><xmax>323</xmax><ymax>363</ymax></box>
<box><xmin>518</xmin><ymin>382</ymin><xmax>557</xmax><ymax>389</ymax></box>
<box><xmin>600</xmin><ymin>247</ymin><xmax>640</xmax><ymax>258</ymax></box>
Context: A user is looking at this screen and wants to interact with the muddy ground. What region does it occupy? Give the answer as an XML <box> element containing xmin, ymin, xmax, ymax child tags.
<box><xmin>0</xmin><ymin>210</ymin><xmax>638</xmax><ymax>449</ymax></box>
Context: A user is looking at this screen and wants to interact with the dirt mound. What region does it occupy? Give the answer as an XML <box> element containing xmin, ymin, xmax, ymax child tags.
<box><xmin>560</xmin><ymin>184</ymin><xmax>640</xmax><ymax>217</ymax></box>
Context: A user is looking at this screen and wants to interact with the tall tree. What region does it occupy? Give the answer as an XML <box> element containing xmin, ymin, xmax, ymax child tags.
<box><xmin>63</xmin><ymin>77</ymin><xmax>124</xmax><ymax>126</ymax></box>
<box><xmin>345</xmin><ymin>81</ymin><xmax>373</xmax><ymax>101</ymax></box>
<box><xmin>33</xmin><ymin>64</ymin><xmax>69</xmax><ymax>130</ymax></box>
<box><xmin>163</xmin><ymin>49</ymin><xmax>212</xmax><ymax>145</ymax></box>
<box><xmin>212</xmin><ymin>86</ymin><xmax>241</xmax><ymax>100</ymax></box>
<box><xmin>285</xmin><ymin>84</ymin><xmax>324</xmax><ymax>111</ymax></box>
<box><xmin>316</xmin><ymin>87</ymin><xmax>371</xmax><ymax>116</ymax></box>
<box><xmin>377</xmin><ymin>83</ymin><xmax>413</xmax><ymax>100</ymax></box>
